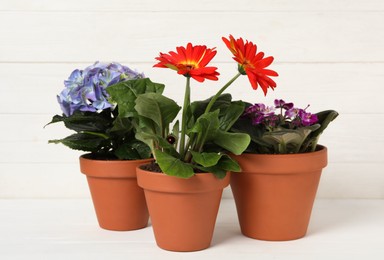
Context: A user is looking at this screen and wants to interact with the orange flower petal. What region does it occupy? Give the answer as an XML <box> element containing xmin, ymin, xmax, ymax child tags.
<box><xmin>223</xmin><ymin>35</ymin><xmax>278</xmax><ymax>95</ymax></box>
<box><xmin>154</xmin><ymin>43</ymin><xmax>219</xmax><ymax>82</ymax></box>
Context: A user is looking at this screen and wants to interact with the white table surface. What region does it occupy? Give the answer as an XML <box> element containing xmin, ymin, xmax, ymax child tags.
<box><xmin>1</xmin><ymin>199</ymin><xmax>383</xmax><ymax>260</ymax></box>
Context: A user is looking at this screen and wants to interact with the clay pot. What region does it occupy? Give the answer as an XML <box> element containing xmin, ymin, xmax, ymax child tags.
<box><xmin>79</xmin><ymin>155</ymin><xmax>152</xmax><ymax>231</ymax></box>
<box><xmin>136</xmin><ymin>166</ymin><xmax>230</xmax><ymax>252</ymax></box>
<box><xmin>230</xmin><ymin>145</ymin><xmax>328</xmax><ymax>241</ymax></box>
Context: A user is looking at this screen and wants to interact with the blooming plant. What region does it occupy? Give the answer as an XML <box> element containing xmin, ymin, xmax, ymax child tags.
<box><xmin>111</xmin><ymin>35</ymin><xmax>278</xmax><ymax>178</ymax></box>
<box><xmin>232</xmin><ymin>99</ymin><xmax>339</xmax><ymax>154</ymax></box>
<box><xmin>46</xmin><ymin>61</ymin><xmax>165</xmax><ymax>159</ymax></box>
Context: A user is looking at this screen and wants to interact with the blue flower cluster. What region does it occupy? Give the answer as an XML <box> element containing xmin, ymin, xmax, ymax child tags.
<box><xmin>57</xmin><ymin>62</ymin><xmax>144</xmax><ymax>116</ymax></box>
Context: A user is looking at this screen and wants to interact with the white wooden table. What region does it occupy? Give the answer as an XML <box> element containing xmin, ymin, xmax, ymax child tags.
<box><xmin>1</xmin><ymin>199</ymin><xmax>383</xmax><ymax>259</ymax></box>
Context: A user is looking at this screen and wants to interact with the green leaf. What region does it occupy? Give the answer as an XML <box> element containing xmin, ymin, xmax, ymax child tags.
<box><xmin>196</xmin><ymin>154</ymin><xmax>240</xmax><ymax>179</ymax></box>
<box><xmin>194</xmin><ymin>165</ymin><xmax>227</xmax><ymax>179</ymax></box>
<box><xmin>171</xmin><ymin>120</ymin><xmax>180</xmax><ymax>146</ymax></box>
<box><xmin>191</xmin><ymin>152</ymin><xmax>240</xmax><ymax>175</ymax></box>
<box><xmin>154</xmin><ymin>149</ymin><xmax>194</xmax><ymax>178</ymax></box>
<box><xmin>311</xmin><ymin>110</ymin><xmax>339</xmax><ymax>139</ymax></box>
<box><xmin>217</xmin><ymin>155</ymin><xmax>241</xmax><ymax>172</ymax></box>
<box><xmin>46</xmin><ymin>111</ymin><xmax>112</xmax><ymax>133</ymax></box>
<box><xmin>115</xmin><ymin>140</ymin><xmax>151</xmax><ymax>160</ymax></box>
<box><xmin>219</xmin><ymin>100</ymin><xmax>245</xmax><ymax>131</ymax></box>
<box><xmin>262</xmin><ymin>125</ymin><xmax>320</xmax><ymax>153</ymax></box>
<box><xmin>107</xmin><ymin>78</ymin><xmax>165</xmax><ymax>118</ymax></box>
<box><xmin>45</xmin><ymin>115</ymin><xmax>65</xmax><ymax>127</ymax></box>
<box><xmin>213</xmin><ymin>131</ymin><xmax>251</xmax><ymax>155</ymax></box>
<box><xmin>135</xmin><ymin>93</ymin><xmax>181</xmax><ymax>131</ymax></box>
<box><xmin>48</xmin><ymin>133</ymin><xmax>104</xmax><ymax>152</ymax></box>
<box><xmin>135</xmin><ymin>131</ymin><xmax>179</xmax><ymax>158</ymax></box>
<box><xmin>109</xmin><ymin>116</ymin><xmax>133</xmax><ymax>134</ymax></box>
<box><xmin>190</xmin><ymin>94</ymin><xmax>232</xmax><ymax>119</ymax></box>
<box><xmin>302</xmin><ymin>110</ymin><xmax>338</xmax><ymax>152</ymax></box>
<box><xmin>263</xmin><ymin>131</ymin><xmax>304</xmax><ymax>145</ymax></box>
<box><xmin>190</xmin><ymin>151</ymin><xmax>222</xmax><ymax>167</ymax></box>
<box><xmin>231</xmin><ymin>115</ymin><xmax>271</xmax><ymax>150</ymax></box>
<box><xmin>189</xmin><ymin>110</ymin><xmax>220</xmax><ymax>140</ymax></box>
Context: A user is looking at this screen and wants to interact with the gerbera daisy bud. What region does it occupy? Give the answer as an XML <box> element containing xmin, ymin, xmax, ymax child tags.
<box><xmin>237</xmin><ymin>64</ymin><xmax>247</xmax><ymax>75</ymax></box>
<box><xmin>166</xmin><ymin>135</ymin><xmax>176</xmax><ymax>144</ymax></box>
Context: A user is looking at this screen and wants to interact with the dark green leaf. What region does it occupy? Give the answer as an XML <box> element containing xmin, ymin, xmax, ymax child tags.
<box><xmin>262</xmin><ymin>125</ymin><xmax>320</xmax><ymax>153</ymax></box>
<box><xmin>190</xmin><ymin>93</ymin><xmax>232</xmax><ymax>119</ymax></box>
<box><xmin>311</xmin><ymin>110</ymin><xmax>339</xmax><ymax>139</ymax></box>
<box><xmin>217</xmin><ymin>155</ymin><xmax>241</xmax><ymax>172</ymax></box>
<box><xmin>47</xmin><ymin>111</ymin><xmax>112</xmax><ymax>132</ymax></box>
<box><xmin>45</xmin><ymin>115</ymin><xmax>65</xmax><ymax>127</ymax></box>
<box><xmin>48</xmin><ymin>133</ymin><xmax>104</xmax><ymax>152</ymax></box>
<box><xmin>114</xmin><ymin>140</ymin><xmax>151</xmax><ymax>160</ymax></box>
<box><xmin>154</xmin><ymin>149</ymin><xmax>194</xmax><ymax>178</ymax></box>
<box><xmin>109</xmin><ymin>116</ymin><xmax>133</xmax><ymax>134</ymax></box>
<box><xmin>302</xmin><ymin>110</ymin><xmax>339</xmax><ymax>152</ymax></box>
<box><xmin>191</xmin><ymin>152</ymin><xmax>240</xmax><ymax>173</ymax></box>
<box><xmin>107</xmin><ymin>78</ymin><xmax>165</xmax><ymax>118</ymax></box>
<box><xmin>135</xmin><ymin>131</ymin><xmax>179</xmax><ymax>158</ymax></box>
<box><xmin>189</xmin><ymin>110</ymin><xmax>220</xmax><ymax>141</ymax></box>
<box><xmin>231</xmin><ymin>116</ymin><xmax>270</xmax><ymax>147</ymax></box>
<box><xmin>190</xmin><ymin>151</ymin><xmax>222</xmax><ymax>167</ymax></box>
<box><xmin>135</xmin><ymin>93</ymin><xmax>181</xmax><ymax>131</ymax></box>
<box><xmin>194</xmin><ymin>165</ymin><xmax>227</xmax><ymax>179</ymax></box>
<box><xmin>219</xmin><ymin>100</ymin><xmax>245</xmax><ymax>131</ymax></box>
<box><xmin>213</xmin><ymin>131</ymin><xmax>250</xmax><ymax>155</ymax></box>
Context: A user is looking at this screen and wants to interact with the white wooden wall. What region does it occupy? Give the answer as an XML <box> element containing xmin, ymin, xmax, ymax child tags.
<box><xmin>0</xmin><ymin>0</ymin><xmax>383</xmax><ymax>198</ymax></box>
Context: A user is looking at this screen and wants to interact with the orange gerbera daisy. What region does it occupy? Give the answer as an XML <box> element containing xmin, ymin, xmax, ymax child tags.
<box><xmin>222</xmin><ymin>35</ymin><xmax>278</xmax><ymax>95</ymax></box>
<box><xmin>154</xmin><ymin>43</ymin><xmax>219</xmax><ymax>82</ymax></box>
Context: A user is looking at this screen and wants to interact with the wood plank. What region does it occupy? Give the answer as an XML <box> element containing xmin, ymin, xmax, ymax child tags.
<box><xmin>1</xmin><ymin>0</ymin><xmax>384</xmax><ymax>12</ymax></box>
<box><xmin>0</xmin><ymin>63</ymin><xmax>381</xmax><ymax>115</ymax></box>
<box><xmin>0</xmin><ymin>11</ymin><xmax>382</xmax><ymax>62</ymax></box>
<box><xmin>0</xmin><ymin>113</ymin><xmax>382</xmax><ymax>164</ymax></box>
<box><xmin>316</xmin><ymin>162</ymin><xmax>384</xmax><ymax>199</ymax></box>
<box><xmin>0</xmin><ymin>161</ymin><xmax>383</xmax><ymax>199</ymax></box>
<box><xmin>0</xmin><ymin>199</ymin><xmax>383</xmax><ymax>258</ymax></box>
<box><xmin>0</xmin><ymin>163</ymin><xmax>89</xmax><ymax>198</ymax></box>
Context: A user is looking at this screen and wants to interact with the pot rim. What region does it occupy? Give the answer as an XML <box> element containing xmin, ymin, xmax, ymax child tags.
<box><xmin>136</xmin><ymin>166</ymin><xmax>230</xmax><ymax>193</ymax></box>
<box><xmin>239</xmin><ymin>145</ymin><xmax>326</xmax><ymax>157</ymax></box>
<box><xmin>80</xmin><ymin>155</ymin><xmax>153</xmax><ymax>178</ymax></box>
<box><xmin>232</xmin><ymin>145</ymin><xmax>328</xmax><ymax>174</ymax></box>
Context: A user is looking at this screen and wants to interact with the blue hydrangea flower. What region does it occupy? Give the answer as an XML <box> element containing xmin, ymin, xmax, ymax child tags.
<box><xmin>57</xmin><ymin>62</ymin><xmax>144</xmax><ymax>116</ymax></box>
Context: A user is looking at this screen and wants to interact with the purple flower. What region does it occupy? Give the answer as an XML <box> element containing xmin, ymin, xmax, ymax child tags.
<box><xmin>246</xmin><ymin>100</ymin><xmax>319</xmax><ymax>129</ymax></box>
<box><xmin>285</xmin><ymin>107</ymin><xmax>300</xmax><ymax>118</ymax></box>
<box><xmin>299</xmin><ymin>110</ymin><xmax>318</xmax><ymax>126</ymax></box>
<box><xmin>244</xmin><ymin>103</ymin><xmax>275</xmax><ymax>126</ymax></box>
<box><xmin>57</xmin><ymin>62</ymin><xmax>145</xmax><ymax>116</ymax></box>
<box><xmin>274</xmin><ymin>99</ymin><xmax>294</xmax><ymax>110</ymax></box>
<box><xmin>265</xmin><ymin>114</ymin><xmax>279</xmax><ymax>127</ymax></box>
<box><xmin>251</xmin><ymin>114</ymin><xmax>265</xmax><ymax>125</ymax></box>
<box><xmin>245</xmin><ymin>103</ymin><xmax>275</xmax><ymax>116</ymax></box>
<box><xmin>64</xmin><ymin>69</ymin><xmax>84</xmax><ymax>89</ymax></box>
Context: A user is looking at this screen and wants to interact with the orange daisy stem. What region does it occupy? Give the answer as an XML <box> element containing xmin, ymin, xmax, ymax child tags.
<box><xmin>179</xmin><ymin>76</ymin><xmax>191</xmax><ymax>158</ymax></box>
<box><xmin>204</xmin><ymin>72</ymin><xmax>241</xmax><ymax>113</ymax></box>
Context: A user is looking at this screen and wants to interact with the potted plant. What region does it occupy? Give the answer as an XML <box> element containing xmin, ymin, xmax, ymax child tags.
<box><xmin>46</xmin><ymin>61</ymin><xmax>165</xmax><ymax>231</ymax></box>
<box><xmin>110</xmin><ymin>35</ymin><xmax>277</xmax><ymax>251</ymax></box>
<box><xmin>230</xmin><ymin>97</ymin><xmax>338</xmax><ymax>241</ymax></box>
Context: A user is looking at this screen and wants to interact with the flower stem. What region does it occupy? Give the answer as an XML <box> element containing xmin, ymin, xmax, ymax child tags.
<box><xmin>179</xmin><ymin>77</ymin><xmax>191</xmax><ymax>158</ymax></box>
<box><xmin>204</xmin><ymin>72</ymin><xmax>241</xmax><ymax>113</ymax></box>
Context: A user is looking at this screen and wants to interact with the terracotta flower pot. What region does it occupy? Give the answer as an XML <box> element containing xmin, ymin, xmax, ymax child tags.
<box><xmin>79</xmin><ymin>155</ymin><xmax>153</xmax><ymax>231</ymax></box>
<box><xmin>136</xmin><ymin>166</ymin><xmax>230</xmax><ymax>252</ymax></box>
<box><xmin>230</xmin><ymin>145</ymin><xmax>328</xmax><ymax>241</ymax></box>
